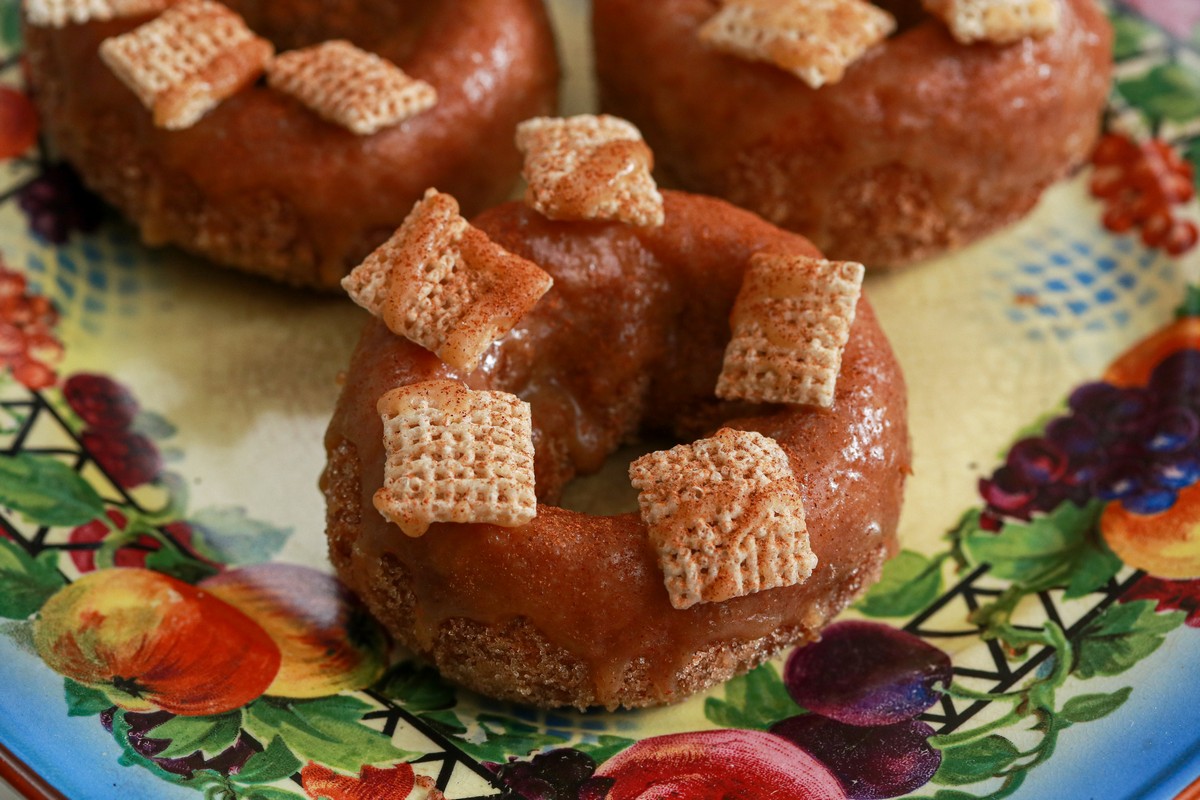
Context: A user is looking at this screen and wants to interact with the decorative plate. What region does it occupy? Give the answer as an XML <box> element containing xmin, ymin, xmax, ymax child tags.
<box><xmin>1</xmin><ymin>1</ymin><xmax>1199</xmax><ymax>799</ymax></box>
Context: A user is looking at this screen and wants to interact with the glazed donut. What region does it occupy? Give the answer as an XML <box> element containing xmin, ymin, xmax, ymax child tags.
<box><xmin>592</xmin><ymin>0</ymin><xmax>1112</xmax><ymax>268</ymax></box>
<box><xmin>322</xmin><ymin>190</ymin><xmax>911</xmax><ymax>709</ymax></box>
<box><xmin>22</xmin><ymin>0</ymin><xmax>559</xmax><ymax>288</ymax></box>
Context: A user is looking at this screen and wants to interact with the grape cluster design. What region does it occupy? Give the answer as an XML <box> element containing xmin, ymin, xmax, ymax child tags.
<box><xmin>979</xmin><ymin>350</ymin><xmax>1200</xmax><ymax>530</ymax></box>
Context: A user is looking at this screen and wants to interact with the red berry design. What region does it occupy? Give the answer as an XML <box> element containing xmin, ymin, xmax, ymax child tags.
<box><xmin>1090</xmin><ymin>133</ymin><xmax>1198</xmax><ymax>257</ymax></box>
<box><xmin>0</xmin><ymin>264</ymin><xmax>62</xmax><ymax>389</ymax></box>
<box><xmin>64</xmin><ymin>373</ymin><xmax>140</xmax><ymax>430</ymax></box>
<box><xmin>82</xmin><ymin>429</ymin><xmax>162</xmax><ymax>489</ymax></box>
<box><xmin>69</xmin><ymin>511</ymin><xmax>195</xmax><ymax>572</ymax></box>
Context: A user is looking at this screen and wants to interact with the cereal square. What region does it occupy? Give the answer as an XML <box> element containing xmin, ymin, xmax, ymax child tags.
<box><xmin>267</xmin><ymin>40</ymin><xmax>437</xmax><ymax>135</ymax></box>
<box><xmin>698</xmin><ymin>0</ymin><xmax>896</xmax><ymax>89</ymax></box>
<box><xmin>342</xmin><ymin>189</ymin><xmax>554</xmax><ymax>372</ymax></box>
<box><xmin>629</xmin><ymin>428</ymin><xmax>815</xmax><ymax>610</ymax></box>
<box><xmin>923</xmin><ymin>0</ymin><xmax>1060</xmax><ymax>44</ymax></box>
<box><xmin>374</xmin><ymin>380</ymin><xmax>537</xmax><ymax>537</ymax></box>
<box><xmin>717</xmin><ymin>253</ymin><xmax>864</xmax><ymax>407</ymax></box>
<box><xmin>24</xmin><ymin>0</ymin><xmax>167</xmax><ymax>28</ymax></box>
<box><xmin>98</xmin><ymin>0</ymin><xmax>272</xmax><ymax>129</ymax></box>
<box><xmin>516</xmin><ymin>114</ymin><xmax>664</xmax><ymax>228</ymax></box>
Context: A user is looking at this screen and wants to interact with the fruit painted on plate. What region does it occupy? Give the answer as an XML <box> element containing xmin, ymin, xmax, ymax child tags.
<box><xmin>783</xmin><ymin>621</ymin><xmax>952</xmax><ymax>727</ymax></box>
<box><xmin>33</xmin><ymin>567</ymin><xmax>280</xmax><ymax>715</ymax></box>
<box><xmin>1101</xmin><ymin>479</ymin><xmax>1200</xmax><ymax>579</ymax></box>
<box><xmin>201</xmin><ymin>563</ymin><xmax>387</xmax><ymax>698</ymax></box>
<box><xmin>595</xmin><ymin>729</ymin><xmax>847</xmax><ymax>800</ymax></box>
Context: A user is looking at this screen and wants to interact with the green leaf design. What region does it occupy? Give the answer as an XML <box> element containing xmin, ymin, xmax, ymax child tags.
<box><xmin>132</xmin><ymin>410</ymin><xmax>177</xmax><ymax>440</ymax></box>
<box><xmin>962</xmin><ymin>502</ymin><xmax>1119</xmax><ymax>596</ymax></box>
<box><xmin>110</xmin><ymin>711</ymin><xmax>192</xmax><ymax>786</ymax></box>
<box><xmin>0</xmin><ymin>453</ymin><xmax>106</xmax><ymax>527</ymax></box>
<box><xmin>238</xmin><ymin>787</ymin><xmax>306</xmax><ymax>800</ymax></box>
<box><xmin>374</xmin><ymin>662</ymin><xmax>457</xmax><ymax>712</ymax></box>
<box><xmin>856</xmin><ymin>550</ymin><xmax>944</xmax><ymax>618</ymax></box>
<box><xmin>1060</xmin><ymin>687</ymin><xmax>1132</xmax><ymax>724</ymax></box>
<box><xmin>149</xmin><ymin>712</ymin><xmax>242</xmax><ymax>759</ymax></box>
<box><xmin>1176</xmin><ymin>283</ymin><xmax>1200</xmax><ymax>316</ymax></box>
<box><xmin>932</xmin><ymin>791</ymin><xmax>985</xmax><ymax>800</ymax></box>
<box><xmin>0</xmin><ymin>2</ymin><xmax>22</xmax><ymax>49</ymax></box>
<box><xmin>574</xmin><ymin>735</ymin><xmax>639</xmax><ymax>764</ymax></box>
<box><xmin>0</xmin><ymin>537</ymin><xmax>66</xmax><ymax>619</ymax></box>
<box><xmin>63</xmin><ymin>679</ymin><xmax>114</xmax><ymax>717</ymax></box>
<box><xmin>932</xmin><ymin>734</ymin><xmax>1020</xmax><ymax>786</ymax></box>
<box><xmin>1118</xmin><ymin>63</ymin><xmax>1200</xmax><ymax>124</ymax></box>
<box><xmin>144</xmin><ymin>545</ymin><xmax>219</xmax><ymax>585</ymax></box>
<box><xmin>703</xmin><ymin>663</ymin><xmax>803</xmax><ymax>730</ymax></box>
<box><xmin>1074</xmin><ymin>600</ymin><xmax>1186</xmax><ymax>679</ymax></box>
<box><xmin>1110</xmin><ymin>11</ymin><xmax>1160</xmax><ymax>61</ymax></box>
<box><xmin>243</xmin><ymin>696</ymin><xmax>412</xmax><ymax>772</ymax></box>
<box><xmin>229</xmin><ymin>735</ymin><xmax>303</xmax><ymax>786</ymax></box>
<box><xmin>421</xmin><ymin>710</ymin><xmax>565</xmax><ymax>762</ymax></box>
<box><xmin>189</xmin><ymin>507</ymin><xmax>291</xmax><ymax>565</ymax></box>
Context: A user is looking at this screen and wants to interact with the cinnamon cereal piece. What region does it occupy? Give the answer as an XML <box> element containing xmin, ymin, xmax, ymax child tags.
<box><xmin>374</xmin><ymin>380</ymin><xmax>536</xmax><ymax>538</ymax></box>
<box><xmin>24</xmin><ymin>0</ymin><xmax>167</xmax><ymax>28</ymax></box>
<box><xmin>698</xmin><ymin>0</ymin><xmax>896</xmax><ymax>89</ymax></box>
<box><xmin>629</xmin><ymin>428</ymin><xmax>815</xmax><ymax>610</ymax></box>
<box><xmin>923</xmin><ymin>0</ymin><xmax>1059</xmax><ymax>44</ymax></box>
<box><xmin>342</xmin><ymin>189</ymin><xmax>553</xmax><ymax>372</ymax></box>
<box><xmin>516</xmin><ymin>115</ymin><xmax>664</xmax><ymax>227</ymax></box>
<box><xmin>717</xmin><ymin>253</ymin><xmax>863</xmax><ymax>407</ymax></box>
<box><xmin>98</xmin><ymin>0</ymin><xmax>272</xmax><ymax>129</ymax></box>
<box><xmin>267</xmin><ymin>40</ymin><xmax>437</xmax><ymax>135</ymax></box>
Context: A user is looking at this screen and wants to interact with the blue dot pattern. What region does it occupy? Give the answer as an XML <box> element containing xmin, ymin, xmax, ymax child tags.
<box><xmin>989</xmin><ymin>224</ymin><xmax>1179</xmax><ymax>343</ymax></box>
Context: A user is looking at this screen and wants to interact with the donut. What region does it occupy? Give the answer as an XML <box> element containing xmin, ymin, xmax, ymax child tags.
<box><xmin>322</xmin><ymin>184</ymin><xmax>911</xmax><ymax>709</ymax></box>
<box><xmin>22</xmin><ymin>0</ymin><xmax>559</xmax><ymax>288</ymax></box>
<box><xmin>592</xmin><ymin>0</ymin><xmax>1113</xmax><ymax>268</ymax></box>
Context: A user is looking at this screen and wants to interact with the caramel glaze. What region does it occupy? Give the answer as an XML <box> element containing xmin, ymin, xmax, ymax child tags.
<box><xmin>323</xmin><ymin>192</ymin><xmax>911</xmax><ymax>709</ymax></box>
<box><xmin>593</xmin><ymin>0</ymin><xmax>1112</xmax><ymax>268</ymax></box>
<box><xmin>23</xmin><ymin>0</ymin><xmax>559</xmax><ymax>289</ymax></box>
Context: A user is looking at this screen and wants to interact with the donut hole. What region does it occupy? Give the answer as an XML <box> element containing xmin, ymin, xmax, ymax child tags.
<box><xmin>472</xmin><ymin>202</ymin><xmax>790</xmax><ymax>511</ymax></box>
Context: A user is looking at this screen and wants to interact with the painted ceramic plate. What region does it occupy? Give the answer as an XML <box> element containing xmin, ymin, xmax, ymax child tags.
<box><xmin>1</xmin><ymin>1</ymin><xmax>1200</xmax><ymax>799</ymax></box>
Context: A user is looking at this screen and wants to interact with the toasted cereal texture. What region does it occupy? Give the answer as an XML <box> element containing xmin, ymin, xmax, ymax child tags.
<box><xmin>341</xmin><ymin>189</ymin><xmax>553</xmax><ymax>371</ymax></box>
<box><xmin>923</xmin><ymin>0</ymin><xmax>1060</xmax><ymax>43</ymax></box>
<box><xmin>374</xmin><ymin>380</ymin><xmax>536</xmax><ymax>538</ymax></box>
<box><xmin>629</xmin><ymin>428</ymin><xmax>815</xmax><ymax>610</ymax></box>
<box><xmin>24</xmin><ymin>0</ymin><xmax>167</xmax><ymax>28</ymax></box>
<box><xmin>717</xmin><ymin>253</ymin><xmax>863</xmax><ymax>407</ymax></box>
<box><xmin>698</xmin><ymin>0</ymin><xmax>895</xmax><ymax>89</ymax></box>
<box><xmin>516</xmin><ymin>114</ymin><xmax>664</xmax><ymax>227</ymax></box>
<box><xmin>267</xmin><ymin>40</ymin><xmax>437</xmax><ymax>135</ymax></box>
<box><xmin>98</xmin><ymin>0</ymin><xmax>272</xmax><ymax>129</ymax></box>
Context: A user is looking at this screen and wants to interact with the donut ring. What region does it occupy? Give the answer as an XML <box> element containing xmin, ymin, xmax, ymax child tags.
<box><xmin>22</xmin><ymin>0</ymin><xmax>559</xmax><ymax>288</ymax></box>
<box><xmin>592</xmin><ymin>0</ymin><xmax>1112</xmax><ymax>267</ymax></box>
<box><xmin>322</xmin><ymin>191</ymin><xmax>911</xmax><ymax>709</ymax></box>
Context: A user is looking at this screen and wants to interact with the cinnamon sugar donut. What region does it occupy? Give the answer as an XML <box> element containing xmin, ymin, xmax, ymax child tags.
<box><xmin>322</xmin><ymin>191</ymin><xmax>911</xmax><ymax>709</ymax></box>
<box><xmin>593</xmin><ymin>0</ymin><xmax>1112</xmax><ymax>267</ymax></box>
<box><xmin>22</xmin><ymin>0</ymin><xmax>559</xmax><ymax>288</ymax></box>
